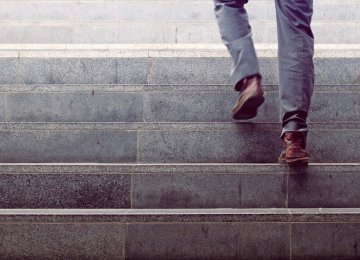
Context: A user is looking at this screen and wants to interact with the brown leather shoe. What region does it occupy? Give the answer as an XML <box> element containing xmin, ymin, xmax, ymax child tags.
<box><xmin>232</xmin><ymin>76</ymin><xmax>265</xmax><ymax>120</ymax></box>
<box><xmin>280</xmin><ymin>131</ymin><xmax>310</xmax><ymax>166</ymax></box>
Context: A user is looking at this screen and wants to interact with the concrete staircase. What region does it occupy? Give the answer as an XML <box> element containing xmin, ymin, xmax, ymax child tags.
<box><xmin>0</xmin><ymin>0</ymin><xmax>359</xmax><ymax>259</ymax></box>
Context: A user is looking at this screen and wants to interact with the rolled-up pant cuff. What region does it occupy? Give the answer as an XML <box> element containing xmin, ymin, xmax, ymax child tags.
<box><xmin>281</xmin><ymin>123</ymin><xmax>308</xmax><ymax>145</ymax></box>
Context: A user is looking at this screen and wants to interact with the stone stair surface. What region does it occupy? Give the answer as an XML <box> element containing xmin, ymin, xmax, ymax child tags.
<box><xmin>1</xmin><ymin>164</ymin><xmax>360</xmax><ymax>209</ymax></box>
<box><xmin>1</xmin><ymin>208</ymin><xmax>360</xmax><ymax>259</ymax></box>
<box><xmin>0</xmin><ymin>0</ymin><xmax>358</xmax><ymax>43</ymax></box>
<box><xmin>0</xmin><ymin>41</ymin><xmax>359</xmax><ymax>258</ymax></box>
<box><xmin>0</xmin><ymin>44</ymin><xmax>359</xmax><ymax>163</ymax></box>
<box><xmin>1</xmin><ymin>0</ymin><xmax>360</xmax><ymax>259</ymax></box>
<box><xmin>1</xmin><ymin>163</ymin><xmax>360</xmax><ymax>259</ymax></box>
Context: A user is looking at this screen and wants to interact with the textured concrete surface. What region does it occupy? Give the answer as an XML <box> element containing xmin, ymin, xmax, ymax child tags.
<box><xmin>143</xmin><ymin>91</ymin><xmax>280</xmax><ymax>122</ymax></box>
<box><xmin>1</xmin><ymin>56</ymin><xmax>358</xmax><ymax>85</ymax></box>
<box><xmin>116</xmin><ymin>58</ymin><xmax>149</xmax><ymax>84</ymax></box>
<box><xmin>0</xmin><ymin>58</ymin><xmax>17</xmax><ymax>84</ymax></box>
<box><xmin>0</xmin><ymin>129</ymin><xmax>137</xmax><ymax>163</ymax></box>
<box><xmin>18</xmin><ymin>58</ymin><xmax>118</xmax><ymax>85</ymax></box>
<box><xmin>288</xmin><ymin>172</ymin><xmax>360</xmax><ymax>208</ymax></box>
<box><xmin>0</xmin><ymin>223</ymin><xmax>125</xmax><ymax>260</ymax></box>
<box><xmin>139</xmin><ymin>126</ymin><xmax>281</xmax><ymax>163</ymax></box>
<box><xmin>7</xmin><ymin>92</ymin><xmax>143</xmax><ymax>122</ymax></box>
<box><xmin>1</xmin><ymin>208</ymin><xmax>360</xmax><ymax>223</ymax></box>
<box><xmin>0</xmin><ymin>210</ymin><xmax>360</xmax><ymax>258</ymax></box>
<box><xmin>1</xmin><ymin>164</ymin><xmax>359</xmax><ymax>209</ymax></box>
<box><xmin>132</xmin><ymin>173</ymin><xmax>286</xmax><ymax>208</ymax></box>
<box><xmin>0</xmin><ymin>163</ymin><xmax>358</xmax><ymax>175</ymax></box>
<box><xmin>289</xmin><ymin>208</ymin><xmax>360</xmax><ymax>223</ymax></box>
<box><xmin>309</xmin><ymin>91</ymin><xmax>360</xmax><ymax>122</ymax></box>
<box><xmin>0</xmin><ymin>174</ymin><xmax>130</xmax><ymax>208</ymax></box>
<box><xmin>148</xmin><ymin>57</ymin><xmax>277</xmax><ymax>85</ymax></box>
<box><xmin>149</xmin><ymin>57</ymin><xmax>360</xmax><ymax>85</ymax></box>
<box><xmin>314</xmin><ymin>58</ymin><xmax>360</xmax><ymax>85</ymax></box>
<box><xmin>291</xmin><ymin>223</ymin><xmax>360</xmax><ymax>260</ymax></box>
<box><xmin>0</xmin><ymin>94</ymin><xmax>5</xmax><ymax>121</ymax></box>
<box><xmin>139</xmin><ymin>125</ymin><xmax>360</xmax><ymax>163</ymax></box>
<box><xmin>1</xmin><ymin>84</ymin><xmax>359</xmax><ymax>123</ymax></box>
<box><xmin>0</xmin><ymin>208</ymin><xmax>291</xmax><ymax>224</ymax></box>
<box><xmin>0</xmin><ymin>0</ymin><xmax>358</xmax><ymax>21</ymax></box>
<box><xmin>126</xmin><ymin>223</ymin><xmax>290</xmax><ymax>260</ymax></box>
<box><xmin>307</xmin><ymin>129</ymin><xmax>360</xmax><ymax>163</ymax></box>
<box><xmin>0</xmin><ymin>20</ymin><xmax>358</xmax><ymax>44</ymax></box>
<box><xmin>0</xmin><ymin>45</ymin><xmax>359</xmax><ymax>85</ymax></box>
<box><xmin>0</xmin><ymin>208</ymin><xmax>290</xmax><ymax>224</ymax></box>
<box><xmin>0</xmin><ymin>122</ymin><xmax>358</xmax><ymax>163</ymax></box>
<box><xmin>0</xmin><ymin>162</ymin><xmax>288</xmax><ymax>174</ymax></box>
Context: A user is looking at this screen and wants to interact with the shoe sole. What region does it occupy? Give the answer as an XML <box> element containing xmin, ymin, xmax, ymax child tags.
<box><xmin>232</xmin><ymin>93</ymin><xmax>265</xmax><ymax>120</ymax></box>
<box><xmin>286</xmin><ymin>157</ymin><xmax>310</xmax><ymax>167</ymax></box>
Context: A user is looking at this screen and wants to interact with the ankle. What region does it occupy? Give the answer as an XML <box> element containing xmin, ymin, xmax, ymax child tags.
<box><xmin>235</xmin><ymin>75</ymin><xmax>261</xmax><ymax>91</ymax></box>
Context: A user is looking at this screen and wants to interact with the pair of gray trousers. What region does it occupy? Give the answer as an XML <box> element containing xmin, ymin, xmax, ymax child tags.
<box><xmin>214</xmin><ymin>0</ymin><xmax>314</xmax><ymax>138</ymax></box>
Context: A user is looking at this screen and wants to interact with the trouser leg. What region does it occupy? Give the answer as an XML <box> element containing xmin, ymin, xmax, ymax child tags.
<box><xmin>213</xmin><ymin>0</ymin><xmax>261</xmax><ymax>90</ymax></box>
<box><xmin>275</xmin><ymin>0</ymin><xmax>314</xmax><ymax>138</ymax></box>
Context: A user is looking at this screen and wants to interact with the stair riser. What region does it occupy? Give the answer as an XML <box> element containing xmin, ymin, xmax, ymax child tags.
<box><xmin>0</xmin><ymin>21</ymin><xmax>358</xmax><ymax>44</ymax></box>
<box><xmin>126</xmin><ymin>223</ymin><xmax>360</xmax><ymax>260</ymax></box>
<box><xmin>0</xmin><ymin>223</ymin><xmax>125</xmax><ymax>259</ymax></box>
<box><xmin>139</xmin><ymin>128</ymin><xmax>360</xmax><ymax>163</ymax></box>
<box><xmin>0</xmin><ymin>129</ymin><xmax>138</xmax><ymax>163</ymax></box>
<box><xmin>1</xmin><ymin>88</ymin><xmax>359</xmax><ymax>123</ymax></box>
<box><xmin>0</xmin><ymin>125</ymin><xmax>359</xmax><ymax>163</ymax></box>
<box><xmin>0</xmin><ymin>57</ymin><xmax>359</xmax><ymax>85</ymax></box>
<box><xmin>1</xmin><ymin>222</ymin><xmax>360</xmax><ymax>259</ymax></box>
<box><xmin>0</xmin><ymin>1</ymin><xmax>358</xmax><ymax>21</ymax></box>
<box><xmin>0</xmin><ymin>174</ymin><xmax>131</xmax><ymax>209</ymax></box>
<box><xmin>1</xmin><ymin>168</ymin><xmax>359</xmax><ymax>209</ymax></box>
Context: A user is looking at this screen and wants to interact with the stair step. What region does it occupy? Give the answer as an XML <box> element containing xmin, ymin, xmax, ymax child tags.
<box><xmin>0</xmin><ymin>44</ymin><xmax>359</xmax><ymax>85</ymax></box>
<box><xmin>0</xmin><ymin>0</ymin><xmax>358</xmax><ymax>22</ymax></box>
<box><xmin>1</xmin><ymin>163</ymin><xmax>359</xmax><ymax>208</ymax></box>
<box><xmin>0</xmin><ymin>20</ymin><xmax>358</xmax><ymax>44</ymax></box>
<box><xmin>1</xmin><ymin>208</ymin><xmax>360</xmax><ymax>259</ymax></box>
<box><xmin>1</xmin><ymin>84</ymin><xmax>358</xmax><ymax>123</ymax></box>
<box><xmin>0</xmin><ymin>122</ymin><xmax>359</xmax><ymax>163</ymax></box>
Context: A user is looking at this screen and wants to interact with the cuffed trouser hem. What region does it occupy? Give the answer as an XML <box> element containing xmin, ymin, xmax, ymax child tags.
<box><xmin>281</xmin><ymin>125</ymin><xmax>308</xmax><ymax>140</ymax></box>
<box><xmin>280</xmin><ymin>111</ymin><xmax>308</xmax><ymax>140</ymax></box>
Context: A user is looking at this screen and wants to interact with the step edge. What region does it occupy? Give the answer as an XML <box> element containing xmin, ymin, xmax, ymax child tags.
<box><xmin>0</xmin><ymin>122</ymin><xmax>359</xmax><ymax>131</ymax></box>
<box><xmin>0</xmin><ymin>84</ymin><xmax>359</xmax><ymax>93</ymax></box>
<box><xmin>1</xmin><ymin>208</ymin><xmax>360</xmax><ymax>223</ymax></box>
<box><xmin>0</xmin><ymin>163</ymin><xmax>359</xmax><ymax>174</ymax></box>
<box><xmin>0</xmin><ymin>44</ymin><xmax>359</xmax><ymax>58</ymax></box>
<box><xmin>2</xmin><ymin>208</ymin><xmax>360</xmax><ymax>215</ymax></box>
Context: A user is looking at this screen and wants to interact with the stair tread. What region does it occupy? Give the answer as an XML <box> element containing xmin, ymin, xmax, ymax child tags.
<box><xmin>1</xmin><ymin>208</ymin><xmax>360</xmax><ymax>223</ymax></box>
<box><xmin>0</xmin><ymin>162</ymin><xmax>359</xmax><ymax>173</ymax></box>
<box><xmin>0</xmin><ymin>44</ymin><xmax>358</xmax><ymax>86</ymax></box>
<box><xmin>1</xmin><ymin>84</ymin><xmax>359</xmax><ymax>91</ymax></box>
<box><xmin>0</xmin><ymin>43</ymin><xmax>359</xmax><ymax>57</ymax></box>
<box><xmin>0</xmin><ymin>122</ymin><xmax>359</xmax><ymax>130</ymax></box>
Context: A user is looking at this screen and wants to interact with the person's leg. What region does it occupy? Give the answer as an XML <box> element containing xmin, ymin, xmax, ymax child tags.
<box><xmin>214</xmin><ymin>0</ymin><xmax>264</xmax><ymax>119</ymax></box>
<box><xmin>275</xmin><ymin>0</ymin><xmax>314</xmax><ymax>165</ymax></box>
